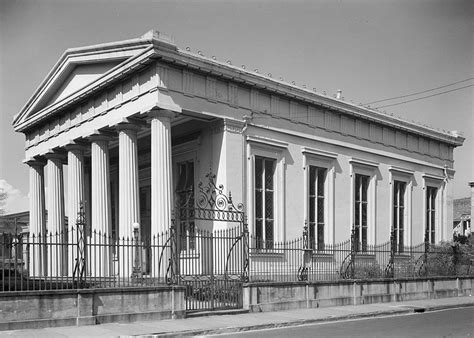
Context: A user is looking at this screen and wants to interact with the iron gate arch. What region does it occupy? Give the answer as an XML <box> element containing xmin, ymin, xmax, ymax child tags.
<box><xmin>170</xmin><ymin>172</ymin><xmax>249</xmax><ymax>312</ymax></box>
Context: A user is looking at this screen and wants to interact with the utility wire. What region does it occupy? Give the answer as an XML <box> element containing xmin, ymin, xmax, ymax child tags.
<box><xmin>373</xmin><ymin>84</ymin><xmax>474</xmax><ymax>109</ymax></box>
<box><xmin>365</xmin><ymin>77</ymin><xmax>474</xmax><ymax>105</ymax></box>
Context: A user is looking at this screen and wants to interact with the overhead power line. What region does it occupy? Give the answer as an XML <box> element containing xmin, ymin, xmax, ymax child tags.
<box><xmin>373</xmin><ymin>84</ymin><xmax>474</xmax><ymax>109</ymax></box>
<box><xmin>365</xmin><ymin>77</ymin><xmax>474</xmax><ymax>105</ymax></box>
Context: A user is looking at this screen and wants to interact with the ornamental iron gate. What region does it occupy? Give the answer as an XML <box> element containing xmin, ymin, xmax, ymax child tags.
<box><xmin>170</xmin><ymin>173</ymin><xmax>249</xmax><ymax>312</ymax></box>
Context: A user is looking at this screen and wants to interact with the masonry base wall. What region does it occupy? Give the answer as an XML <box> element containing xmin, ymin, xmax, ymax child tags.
<box><xmin>243</xmin><ymin>277</ymin><xmax>474</xmax><ymax>312</ymax></box>
<box><xmin>0</xmin><ymin>286</ymin><xmax>186</xmax><ymax>331</ymax></box>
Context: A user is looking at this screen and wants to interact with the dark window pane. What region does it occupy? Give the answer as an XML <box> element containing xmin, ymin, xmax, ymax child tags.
<box><xmin>355</xmin><ymin>202</ymin><xmax>360</xmax><ymax>226</ymax></box>
<box><xmin>362</xmin><ymin>227</ymin><xmax>367</xmax><ymax>252</ymax></box>
<box><xmin>309</xmin><ymin>197</ymin><xmax>316</xmax><ymax>222</ymax></box>
<box><xmin>309</xmin><ymin>223</ymin><xmax>315</xmax><ymax>249</ymax></box>
<box><xmin>256</xmin><ymin>219</ymin><xmax>262</xmax><ymax>240</ymax></box>
<box><xmin>361</xmin><ymin>176</ymin><xmax>368</xmax><ymax>202</ymax></box>
<box><xmin>255</xmin><ymin>190</ymin><xmax>263</xmax><ymax>218</ymax></box>
<box><xmin>354</xmin><ymin>227</ymin><xmax>360</xmax><ymax>252</ymax></box>
<box><xmin>317</xmin><ymin>224</ymin><xmax>324</xmax><ymax>250</ymax></box>
<box><xmin>398</xmin><ymin>229</ymin><xmax>404</xmax><ymax>252</ymax></box>
<box><xmin>355</xmin><ymin>175</ymin><xmax>360</xmax><ymax>201</ymax></box>
<box><xmin>393</xmin><ymin>206</ymin><xmax>398</xmax><ymax>231</ymax></box>
<box><xmin>361</xmin><ymin>203</ymin><xmax>367</xmax><ymax>226</ymax></box>
<box><xmin>309</xmin><ymin>167</ymin><xmax>316</xmax><ymax>196</ymax></box>
<box><xmin>431</xmin><ymin>211</ymin><xmax>436</xmax><ymax>231</ymax></box>
<box><xmin>265</xmin><ymin>220</ymin><xmax>274</xmax><ymax>247</ymax></box>
<box><xmin>399</xmin><ymin>182</ymin><xmax>405</xmax><ymax>206</ymax></box>
<box><xmin>317</xmin><ymin>197</ymin><xmax>324</xmax><ymax>222</ymax></box>
<box><xmin>186</xmin><ymin>162</ymin><xmax>194</xmax><ymax>190</ymax></box>
<box><xmin>317</xmin><ymin>168</ymin><xmax>325</xmax><ymax>196</ymax></box>
<box><xmin>265</xmin><ymin>192</ymin><xmax>274</xmax><ymax>218</ymax></box>
<box><xmin>399</xmin><ymin>207</ymin><xmax>404</xmax><ymax>229</ymax></box>
<box><xmin>255</xmin><ymin>157</ymin><xmax>263</xmax><ymax>189</ymax></box>
<box><xmin>176</xmin><ymin>163</ymin><xmax>186</xmax><ymax>191</ymax></box>
<box><xmin>393</xmin><ymin>181</ymin><xmax>399</xmax><ymax>206</ymax></box>
<box><xmin>265</xmin><ymin>159</ymin><xmax>274</xmax><ymax>190</ymax></box>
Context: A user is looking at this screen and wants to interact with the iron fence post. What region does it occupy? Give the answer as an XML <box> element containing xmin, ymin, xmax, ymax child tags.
<box><xmin>242</xmin><ymin>216</ymin><xmax>249</xmax><ymax>283</ymax></box>
<box><xmin>350</xmin><ymin>227</ymin><xmax>356</xmax><ymax>279</ymax></box>
<box><xmin>386</xmin><ymin>229</ymin><xmax>395</xmax><ymax>278</ymax></box>
<box><xmin>168</xmin><ymin>220</ymin><xmax>178</xmax><ymax>285</ymax></box>
<box><xmin>132</xmin><ymin>222</ymin><xmax>142</xmax><ymax>280</ymax></box>
<box><xmin>298</xmin><ymin>221</ymin><xmax>311</xmax><ymax>281</ymax></box>
<box><xmin>422</xmin><ymin>229</ymin><xmax>430</xmax><ymax>276</ymax></box>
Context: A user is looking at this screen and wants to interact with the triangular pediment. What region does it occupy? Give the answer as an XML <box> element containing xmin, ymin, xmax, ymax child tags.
<box><xmin>41</xmin><ymin>61</ymin><xmax>122</xmax><ymax>108</ymax></box>
<box><xmin>12</xmin><ymin>34</ymin><xmax>166</xmax><ymax>131</ymax></box>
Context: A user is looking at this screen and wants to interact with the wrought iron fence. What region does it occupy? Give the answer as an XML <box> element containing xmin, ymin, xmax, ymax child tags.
<box><xmin>248</xmin><ymin>228</ymin><xmax>474</xmax><ymax>283</ymax></box>
<box><xmin>0</xmin><ymin>226</ymin><xmax>172</xmax><ymax>292</ymax></box>
<box><xmin>1</xmin><ymin>225</ymin><xmax>473</xmax><ymax>292</ymax></box>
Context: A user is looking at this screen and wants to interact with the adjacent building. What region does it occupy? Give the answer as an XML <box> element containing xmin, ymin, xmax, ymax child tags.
<box><xmin>12</xmin><ymin>30</ymin><xmax>465</xmax><ymax>277</ymax></box>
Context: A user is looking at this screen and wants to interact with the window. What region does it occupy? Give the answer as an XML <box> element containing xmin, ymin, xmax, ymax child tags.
<box><xmin>309</xmin><ymin>166</ymin><xmax>326</xmax><ymax>250</ymax></box>
<box><xmin>354</xmin><ymin>174</ymin><xmax>369</xmax><ymax>252</ymax></box>
<box><xmin>176</xmin><ymin>161</ymin><xmax>195</xmax><ymax>251</ymax></box>
<box><xmin>426</xmin><ymin>186</ymin><xmax>437</xmax><ymax>244</ymax></box>
<box><xmin>393</xmin><ymin>181</ymin><xmax>406</xmax><ymax>253</ymax></box>
<box><xmin>302</xmin><ymin>147</ymin><xmax>337</xmax><ymax>248</ymax></box>
<box><xmin>255</xmin><ymin>156</ymin><xmax>276</xmax><ymax>249</ymax></box>
<box><xmin>247</xmin><ymin>136</ymin><xmax>287</xmax><ymax>248</ymax></box>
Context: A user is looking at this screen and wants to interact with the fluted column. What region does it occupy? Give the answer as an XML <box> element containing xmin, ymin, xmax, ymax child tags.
<box><xmin>45</xmin><ymin>152</ymin><xmax>66</xmax><ymax>277</ymax></box>
<box><xmin>90</xmin><ymin>135</ymin><xmax>112</xmax><ymax>277</ymax></box>
<box><xmin>150</xmin><ymin>109</ymin><xmax>174</xmax><ymax>278</ymax></box>
<box><xmin>117</xmin><ymin>124</ymin><xmax>141</xmax><ymax>276</ymax></box>
<box><xmin>27</xmin><ymin>159</ymin><xmax>46</xmax><ymax>276</ymax></box>
<box><xmin>66</xmin><ymin>143</ymin><xmax>85</xmax><ymax>275</ymax></box>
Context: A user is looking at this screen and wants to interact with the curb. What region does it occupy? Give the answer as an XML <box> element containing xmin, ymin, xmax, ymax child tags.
<box><xmin>146</xmin><ymin>302</ymin><xmax>474</xmax><ymax>337</ymax></box>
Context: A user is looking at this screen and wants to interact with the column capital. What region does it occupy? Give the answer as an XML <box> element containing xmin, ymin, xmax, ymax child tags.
<box><xmin>115</xmin><ymin>117</ymin><xmax>147</xmax><ymax>132</ymax></box>
<box><xmin>88</xmin><ymin>130</ymin><xmax>115</xmax><ymax>143</ymax></box>
<box><xmin>24</xmin><ymin>156</ymin><xmax>46</xmax><ymax>167</ymax></box>
<box><xmin>44</xmin><ymin>149</ymin><xmax>67</xmax><ymax>163</ymax></box>
<box><xmin>147</xmin><ymin>109</ymin><xmax>176</xmax><ymax>121</ymax></box>
<box><xmin>64</xmin><ymin>140</ymin><xmax>89</xmax><ymax>152</ymax></box>
<box><xmin>116</xmin><ymin>122</ymin><xmax>143</xmax><ymax>133</ymax></box>
<box><xmin>469</xmin><ymin>181</ymin><xmax>474</xmax><ymax>188</ymax></box>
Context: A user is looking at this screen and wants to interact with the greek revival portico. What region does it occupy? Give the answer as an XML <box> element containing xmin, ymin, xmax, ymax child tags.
<box><xmin>23</xmin><ymin>109</ymin><xmax>176</xmax><ymax>277</ymax></box>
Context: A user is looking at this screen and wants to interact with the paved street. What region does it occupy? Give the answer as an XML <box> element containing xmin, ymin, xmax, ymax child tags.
<box><xmin>212</xmin><ymin>307</ymin><xmax>474</xmax><ymax>337</ymax></box>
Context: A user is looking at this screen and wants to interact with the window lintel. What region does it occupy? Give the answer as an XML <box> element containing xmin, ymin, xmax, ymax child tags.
<box><xmin>301</xmin><ymin>147</ymin><xmax>338</xmax><ymax>160</ymax></box>
<box><xmin>247</xmin><ymin>135</ymin><xmax>288</xmax><ymax>150</ymax></box>
<box><xmin>422</xmin><ymin>173</ymin><xmax>444</xmax><ymax>181</ymax></box>
<box><xmin>389</xmin><ymin>166</ymin><xmax>414</xmax><ymax>176</ymax></box>
<box><xmin>349</xmin><ymin>157</ymin><xmax>379</xmax><ymax>169</ymax></box>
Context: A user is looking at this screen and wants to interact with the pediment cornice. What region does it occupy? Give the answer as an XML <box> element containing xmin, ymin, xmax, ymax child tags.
<box><xmin>13</xmin><ymin>33</ymin><xmax>176</xmax><ymax>133</ymax></box>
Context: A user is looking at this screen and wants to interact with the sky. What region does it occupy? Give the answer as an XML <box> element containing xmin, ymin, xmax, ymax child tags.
<box><xmin>0</xmin><ymin>0</ymin><xmax>472</xmax><ymax>214</ymax></box>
